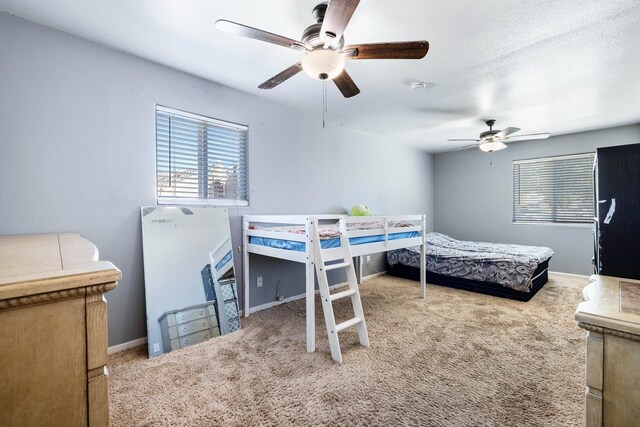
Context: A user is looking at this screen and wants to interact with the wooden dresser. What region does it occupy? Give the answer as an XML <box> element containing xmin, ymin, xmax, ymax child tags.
<box><xmin>0</xmin><ymin>233</ymin><xmax>121</xmax><ymax>426</ymax></box>
<box><xmin>575</xmin><ymin>275</ymin><xmax>640</xmax><ymax>427</ymax></box>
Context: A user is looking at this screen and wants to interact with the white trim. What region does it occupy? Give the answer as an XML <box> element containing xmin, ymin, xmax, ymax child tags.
<box><xmin>247</xmin><ymin>271</ymin><xmax>388</xmax><ymax>314</ymax></box>
<box><xmin>108</xmin><ymin>337</ymin><xmax>147</xmax><ymax>355</ymax></box>
<box><xmin>249</xmin><ymin>282</ymin><xmax>347</xmax><ymax>315</ymax></box>
<box><xmin>156</xmin><ymin>104</ymin><xmax>248</xmax><ymax>131</ymax></box>
<box><xmin>513</xmin><ymin>152</ymin><xmax>595</xmax><ymax>165</ymax></box>
<box><xmin>549</xmin><ymin>271</ymin><xmax>590</xmax><ymax>279</ymax></box>
<box><xmin>105</xmin><ymin>274</ymin><xmax>380</xmax><ymax>355</ymax></box>
<box><xmin>361</xmin><ymin>271</ymin><xmax>387</xmax><ymax>282</ymax></box>
<box><xmin>512</xmin><ymin>222</ymin><xmax>592</xmax><ymax>228</ymax></box>
<box><xmin>157</xmin><ymin>197</ymin><xmax>249</xmax><ymax>207</ymax></box>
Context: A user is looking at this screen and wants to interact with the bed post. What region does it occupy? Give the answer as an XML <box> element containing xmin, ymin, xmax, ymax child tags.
<box><xmin>306</xmin><ymin>216</ymin><xmax>316</xmax><ymax>352</ymax></box>
<box><xmin>420</xmin><ymin>214</ymin><xmax>426</xmax><ymax>299</ymax></box>
<box><xmin>243</xmin><ymin>216</ymin><xmax>250</xmax><ymax>317</ymax></box>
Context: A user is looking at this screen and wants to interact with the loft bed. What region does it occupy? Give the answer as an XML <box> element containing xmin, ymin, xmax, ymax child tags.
<box><xmin>209</xmin><ymin>235</ymin><xmax>235</xmax><ymax>282</ymax></box>
<box><xmin>202</xmin><ymin>236</ymin><xmax>241</xmax><ymax>334</ymax></box>
<box><xmin>242</xmin><ymin>214</ymin><xmax>426</xmax><ymax>353</ymax></box>
<box><xmin>387</xmin><ymin>232</ymin><xmax>554</xmax><ymax>301</ymax></box>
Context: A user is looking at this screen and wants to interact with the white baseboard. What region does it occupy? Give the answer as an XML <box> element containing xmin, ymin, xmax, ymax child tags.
<box><xmin>548</xmin><ymin>271</ymin><xmax>590</xmax><ymax>279</ymax></box>
<box><xmin>361</xmin><ymin>271</ymin><xmax>387</xmax><ymax>282</ymax></box>
<box><xmin>249</xmin><ymin>281</ymin><xmax>351</xmax><ymax>315</ymax></box>
<box><xmin>248</xmin><ymin>272</ymin><xmax>388</xmax><ymax>315</ymax></box>
<box><xmin>112</xmin><ymin>274</ymin><xmax>391</xmax><ymax>347</ymax></box>
<box><xmin>108</xmin><ymin>337</ymin><xmax>147</xmax><ymax>355</ymax></box>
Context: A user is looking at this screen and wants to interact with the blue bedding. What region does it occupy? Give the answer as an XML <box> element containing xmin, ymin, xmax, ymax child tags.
<box><xmin>215</xmin><ymin>251</ymin><xmax>233</xmax><ymax>271</ymax></box>
<box><xmin>250</xmin><ymin>231</ymin><xmax>420</xmax><ymax>252</ymax></box>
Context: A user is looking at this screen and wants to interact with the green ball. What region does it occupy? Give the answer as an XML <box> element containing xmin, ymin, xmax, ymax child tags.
<box><xmin>350</xmin><ymin>204</ymin><xmax>372</xmax><ymax>216</ymax></box>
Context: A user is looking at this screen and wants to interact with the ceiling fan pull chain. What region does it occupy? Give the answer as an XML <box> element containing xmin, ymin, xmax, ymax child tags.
<box><xmin>322</xmin><ymin>80</ymin><xmax>327</xmax><ymax>128</ymax></box>
<box><xmin>325</xmin><ymin>80</ymin><xmax>328</xmax><ymax>113</ymax></box>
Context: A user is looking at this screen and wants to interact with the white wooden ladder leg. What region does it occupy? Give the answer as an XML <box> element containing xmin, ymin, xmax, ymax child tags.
<box><xmin>313</xmin><ymin>217</ymin><xmax>369</xmax><ymax>363</ymax></box>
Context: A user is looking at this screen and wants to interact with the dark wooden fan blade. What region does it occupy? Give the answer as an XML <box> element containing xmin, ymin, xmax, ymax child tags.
<box><xmin>215</xmin><ymin>20</ymin><xmax>307</xmax><ymax>51</ymax></box>
<box><xmin>258</xmin><ymin>62</ymin><xmax>303</xmax><ymax>89</ymax></box>
<box><xmin>333</xmin><ymin>69</ymin><xmax>360</xmax><ymax>98</ymax></box>
<box><xmin>321</xmin><ymin>0</ymin><xmax>361</xmax><ymax>47</ymax></box>
<box><xmin>344</xmin><ymin>41</ymin><xmax>429</xmax><ymax>59</ymax></box>
<box><xmin>494</xmin><ymin>127</ymin><xmax>521</xmax><ymax>139</ymax></box>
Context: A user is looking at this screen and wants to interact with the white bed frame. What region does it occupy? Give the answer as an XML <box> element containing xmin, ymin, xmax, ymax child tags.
<box><xmin>209</xmin><ymin>235</ymin><xmax>234</xmax><ymax>281</ymax></box>
<box><xmin>242</xmin><ymin>214</ymin><xmax>426</xmax><ymax>353</ymax></box>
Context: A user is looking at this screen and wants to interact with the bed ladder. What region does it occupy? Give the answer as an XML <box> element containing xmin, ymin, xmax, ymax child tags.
<box><xmin>313</xmin><ymin>217</ymin><xmax>369</xmax><ymax>363</ymax></box>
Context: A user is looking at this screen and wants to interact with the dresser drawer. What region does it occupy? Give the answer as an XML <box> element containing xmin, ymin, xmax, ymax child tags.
<box><xmin>209</xmin><ymin>314</ymin><xmax>218</xmax><ymax>327</ymax></box>
<box><xmin>206</xmin><ymin>304</ymin><xmax>217</xmax><ymax>317</ymax></box>
<box><xmin>175</xmin><ymin>307</ymin><xmax>207</xmax><ymax>324</ymax></box>
<box><xmin>166</xmin><ymin>326</ymin><xmax>178</xmax><ymax>340</ymax></box>
<box><xmin>179</xmin><ymin>329</ymin><xmax>213</xmax><ymax>348</ymax></box>
<box><xmin>176</xmin><ymin>318</ymin><xmax>210</xmax><ymax>337</ymax></box>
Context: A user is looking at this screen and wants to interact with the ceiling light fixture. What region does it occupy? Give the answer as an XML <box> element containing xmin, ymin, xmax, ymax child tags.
<box><xmin>410</xmin><ymin>81</ymin><xmax>435</xmax><ymax>91</ymax></box>
<box><xmin>479</xmin><ymin>140</ymin><xmax>507</xmax><ymax>153</ymax></box>
<box><xmin>301</xmin><ymin>49</ymin><xmax>345</xmax><ymax>80</ymax></box>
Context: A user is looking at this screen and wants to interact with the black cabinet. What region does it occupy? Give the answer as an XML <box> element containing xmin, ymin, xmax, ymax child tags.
<box><xmin>594</xmin><ymin>143</ymin><xmax>640</xmax><ymax>279</ymax></box>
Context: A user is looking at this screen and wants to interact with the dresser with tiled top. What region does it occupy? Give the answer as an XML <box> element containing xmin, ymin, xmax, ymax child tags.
<box><xmin>575</xmin><ymin>275</ymin><xmax>640</xmax><ymax>427</ymax></box>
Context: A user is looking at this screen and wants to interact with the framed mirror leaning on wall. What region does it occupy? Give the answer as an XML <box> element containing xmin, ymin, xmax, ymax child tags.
<box><xmin>141</xmin><ymin>206</ymin><xmax>240</xmax><ymax>358</ymax></box>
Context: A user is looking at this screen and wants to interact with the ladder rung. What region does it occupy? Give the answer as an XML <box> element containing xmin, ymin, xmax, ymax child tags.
<box><xmin>330</xmin><ymin>288</ymin><xmax>357</xmax><ymax>302</ymax></box>
<box><xmin>335</xmin><ymin>316</ymin><xmax>363</xmax><ymax>333</ymax></box>
<box><xmin>324</xmin><ymin>261</ymin><xmax>351</xmax><ymax>271</ymax></box>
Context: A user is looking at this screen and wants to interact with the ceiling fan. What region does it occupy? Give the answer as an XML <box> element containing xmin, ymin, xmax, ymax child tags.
<box><xmin>449</xmin><ymin>120</ymin><xmax>551</xmax><ymax>152</ymax></box>
<box><xmin>215</xmin><ymin>0</ymin><xmax>430</xmax><ymax>98</ymax></box>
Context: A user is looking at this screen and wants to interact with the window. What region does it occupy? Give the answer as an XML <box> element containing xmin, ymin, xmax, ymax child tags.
<box><xmin>156</xmin><ymin>106</ymin><xmax>248</xmax><ymax>205</ymax></box>
<box><xmin>513</xmin><ymin>153</ymin><xmax>595</xmax><ymax>224</ymax></box>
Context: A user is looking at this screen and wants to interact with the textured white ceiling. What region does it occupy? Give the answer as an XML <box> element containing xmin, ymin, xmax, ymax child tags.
<box><xmin>1</xmin><ymin>0</ymin><xmax>639</xmax><ymax>152</ymax></box>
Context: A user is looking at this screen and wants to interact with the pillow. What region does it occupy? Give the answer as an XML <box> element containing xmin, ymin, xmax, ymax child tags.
<box><xmin>350</xmin><ymin>204</ymin><xmax>372</xmax><ymax>216</ymax></box>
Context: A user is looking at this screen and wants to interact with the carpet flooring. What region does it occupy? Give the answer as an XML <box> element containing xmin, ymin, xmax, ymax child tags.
<box><xmin>108</xmin><ymin>273</ymin><xmax>587</xmax><ymax>426</ymax></box>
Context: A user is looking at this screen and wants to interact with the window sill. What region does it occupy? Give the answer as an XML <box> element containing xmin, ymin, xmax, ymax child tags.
<box><xmin>512</xmin><ymin>222</ymin><xmax>592</xmax><ymax>228</ymax></box>
<box><xmin>157</xmin><ymin>197</ymin><xmax>249</xmax><ymax>207</ymax></box>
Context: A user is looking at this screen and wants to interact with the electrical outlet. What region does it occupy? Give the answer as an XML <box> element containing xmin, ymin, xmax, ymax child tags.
<box><xmin>153</xmin><ymin>343</ymin><xmax>160</xmax><ymax>353</ymax></box>
<box><xmin>257</xmin><ymin>276</ymin><xmax>263</xmax><ymax>287</ymax></box>
<box><xmin>366</xmin><ymin>255</ymin><xmax>371</xmax><ymax>265</ymax></box>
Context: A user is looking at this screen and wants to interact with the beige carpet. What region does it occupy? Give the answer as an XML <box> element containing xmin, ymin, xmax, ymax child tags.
<box><xmin>109</xmin><ymin>273</ymin><xmax>587</xmax><ymax>426</ymax></box>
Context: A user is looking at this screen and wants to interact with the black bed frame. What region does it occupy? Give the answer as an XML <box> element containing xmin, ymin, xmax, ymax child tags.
<box><xmin>388</xmin><ymin>260</ymin><xmax>550</xmax><ymax>302</ymax></box>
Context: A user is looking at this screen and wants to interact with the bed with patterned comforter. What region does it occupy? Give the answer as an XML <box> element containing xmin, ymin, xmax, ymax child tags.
<box><xmin>387</xmin><ymin>232</ymin><xmax>554</xmax><ymax>296</ymax></box>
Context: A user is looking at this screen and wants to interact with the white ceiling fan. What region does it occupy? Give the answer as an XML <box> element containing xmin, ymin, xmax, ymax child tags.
<box><xmin>449</xmin><ymin>119</ymin><xmax>551</xmax><ymax>152</ymax></box>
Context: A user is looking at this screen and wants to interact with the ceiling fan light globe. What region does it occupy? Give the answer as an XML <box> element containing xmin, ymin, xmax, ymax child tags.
<box><xmin>479</xmin><ymin>141</ymin><xmax>507</xmax><ymax>153</ymax></box>
<box><xmin>301</xmin><ymin>49</ymin><xmax>345</xmax><ymax>80</ymax></box>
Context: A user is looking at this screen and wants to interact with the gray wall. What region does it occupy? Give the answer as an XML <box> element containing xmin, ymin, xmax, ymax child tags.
<box><xmin>0</xmin><ymin>14</ymin><xmax>434</xmax><ymax>346</ymax></box>
<box><xmin>434</xmin><ymin>124</ymin><xmax>640</xmax><ymax>275</ymax></box>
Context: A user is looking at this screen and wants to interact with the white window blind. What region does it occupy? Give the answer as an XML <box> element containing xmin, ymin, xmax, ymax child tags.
<box><xmin>513</xmin><ymin>153</ymin><xmax>595</xmax><ymax>224</ymax></box>
<box><xmin>156</xmin><ymin>106</ymin><xmax>248</xmax><ymax>205</ymax></box>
